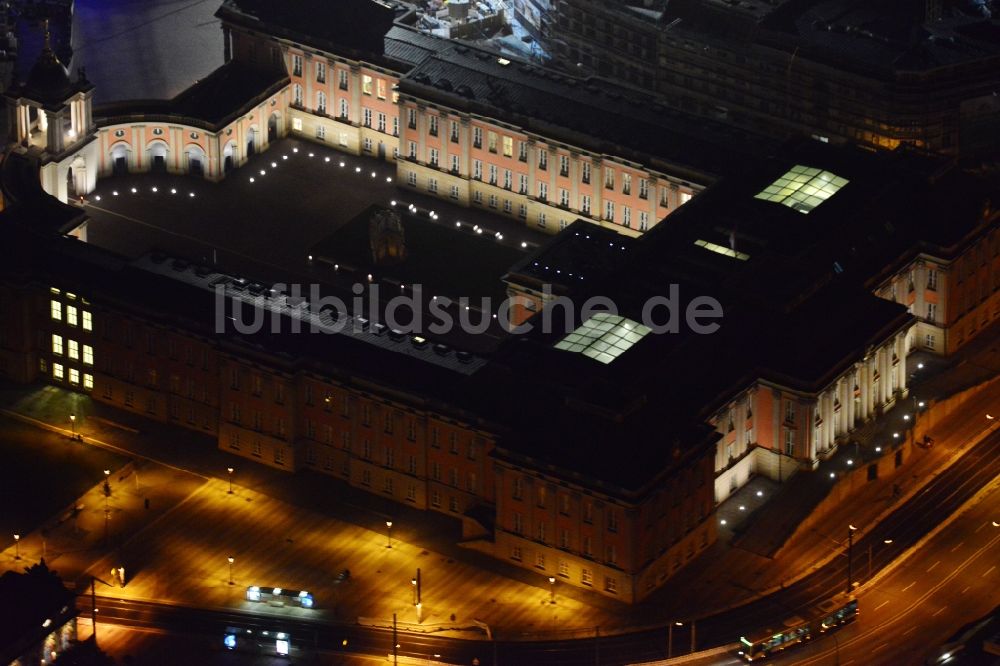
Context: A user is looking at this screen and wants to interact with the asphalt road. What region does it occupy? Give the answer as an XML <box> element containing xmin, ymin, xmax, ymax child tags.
<box><xmin>80</xmin><ymin>426</ymin><xmax>1000</xmax><ymax>665</ymax></box>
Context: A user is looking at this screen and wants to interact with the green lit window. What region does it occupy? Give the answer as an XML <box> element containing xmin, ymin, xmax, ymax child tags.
<box><xmin>554</xmin><ymin>313</ymin><xmax>651</xmax><ymax>364</ymax></box>
<box><xmin>754</xmin><ymin>165</ymin><xmax>848</xmax><ymax>214</ymax></box>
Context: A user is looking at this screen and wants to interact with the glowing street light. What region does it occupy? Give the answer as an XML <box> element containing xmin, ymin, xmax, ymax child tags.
<box><xmin>847</xmin><ymin>524</ymin><xmax>858</xmax><ymax>593</ymax></box>
<box><xmin>13</xmin><ymin>534</ymin><xmax>20</xmax><ymax>560</ymax></box>
<box><xmin>227</xmin><ymin>467</ymin><xmax>234</xmax><ymax>494</ymax></box>
<box><xmin>386</xmin><ymin>521</ymin><xmax>393</xmax><ymax>548</ymax></box>
<box><xmin>69</xmin><ymin>414</ymin><xmax>76</xmax><ymax>439</ymax></box>
<box><xmin>228</xmin><ymin>556</ymin><xmax>235</xmax><ymax>585</ymax></box>
<box><xmin>548</xmin><ymin>576</ymin><xmax>556</xmax><ymax>604</ymax></box>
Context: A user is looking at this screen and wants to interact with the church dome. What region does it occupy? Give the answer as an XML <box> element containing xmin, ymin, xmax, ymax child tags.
<box><xmin>21</xmin><ymin>27</ymin><xmax>75</xmax><ymax>104</ymax></box>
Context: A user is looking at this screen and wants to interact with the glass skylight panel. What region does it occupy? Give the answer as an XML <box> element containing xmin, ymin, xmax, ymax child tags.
<box><xmin>694</xmin><ymin>239</ymin><xmax>750</xmax><ymax>261</ymax></box>
<box><xmin>554</xmin><ymin>313</ymin><xmax>651</xmax><ymax>364</ymax></box>
<box><xmin>754</xmin><ymin>164</ymin><xmax>848</xmax><ymax>214</ymax></box>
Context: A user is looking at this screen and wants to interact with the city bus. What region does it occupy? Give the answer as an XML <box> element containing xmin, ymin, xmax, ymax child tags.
<box><xmin>738</xmin><ymin>595</ymin><xmax>858</xmax><ymax>662</ymax></box>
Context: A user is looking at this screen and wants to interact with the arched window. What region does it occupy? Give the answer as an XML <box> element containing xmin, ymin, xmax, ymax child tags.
<box><xmin>316</xmin><ymin>91</ymin><xmax>327</xmax><ymax>115</ymax></box>
<box><xmin>293</xmin><ymin>84</ymin><xmax>303</xmax><ymax>107</ymax></box>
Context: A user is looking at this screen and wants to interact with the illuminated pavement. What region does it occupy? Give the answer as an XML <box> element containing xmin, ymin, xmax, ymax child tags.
<box><xmin>76</xmin><ymin>475</ymin><xmax>615</xmax><ymax>637</ymax></box>
<box><xmin>663</xmin><ymin>473</ymin><xmax>1000</xmax><ymax>666</ymax></box>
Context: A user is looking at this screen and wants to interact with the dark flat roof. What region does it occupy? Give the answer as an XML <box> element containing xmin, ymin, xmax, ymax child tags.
<box><xmin>94</xmin><ymin>60</ymin><xmax>289</xmax><ymax>131</ymax></box>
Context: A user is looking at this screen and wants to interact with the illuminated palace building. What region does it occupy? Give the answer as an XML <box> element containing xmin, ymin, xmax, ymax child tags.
<box><xmin>2</xmin><ymin>0</ymin><xmax>1000</xmax><ymax>603</ymax></box>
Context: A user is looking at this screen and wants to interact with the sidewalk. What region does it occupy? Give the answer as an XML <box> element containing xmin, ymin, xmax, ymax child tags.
<box><xmin>2</xmin><ymin>320</ymin><xmax>998</xmax><ymax>637</ymax></box>
<box><xmin>0</xmin><ymin>382</ymin><xmax>631</xmax><ymax>639</ymax></box>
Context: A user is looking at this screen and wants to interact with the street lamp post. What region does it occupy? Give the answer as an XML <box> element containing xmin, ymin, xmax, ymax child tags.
<box><xmin>548</xmin><ymin>576</ymin><xmax>556</xmax><ymax>604</ymax></box>
<box><xmin>69</xmin><ymin>414</ymin><xmax>76</xmax><ymax>439</ymax></box>
<box><xmin>847</xmin><ymin>525</ymin><xmax>858</xmax><ymax>593</ymax></box>
<box><xmin>13</xmin><ymin>533</ymin><xmax>20</xmax><ymax>560</ymax></box>
<box><xmin>227</xmin><ymin>467</ymin><xmax>234</xmax><ymax>494</ymax></box>
<box><xmin>386</xmin><ymin>520</ymin><xmax>393</xmax><ymax>549</ymax></box>
<box><xmin>228</xmin><ymin>556</ymin><xmax>235</xmax><ymax>585</ymax></box>
<box><xmin>667</xmin><ymin>621</ymin><xmax>682</xmax><ymax>658</ymax></box>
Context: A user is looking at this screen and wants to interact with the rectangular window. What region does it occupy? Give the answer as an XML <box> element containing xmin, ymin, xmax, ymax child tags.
<box><xmin>407</xmin><ymin>108</ymin><xmax>417</xmax><ymax>129</ymax></box>
<box><xmin>488</xmin><ymin>131</ymin><xmax>498</xmax><ymax>153</ymax></box>
<box><xmin>473</xmin><ymin>127</ymin><xmax>482</xmax><ymax>149</ymax></box>
<box><xmin>363</xmin><ymin>108</ymin><xmax>372</xmax><ymax>127</ymax></box>
<box><xmin>927</xmin><ymin>303</ymin><xmax>937</xmax><ymax>321</ymax></box>
<box><xmin>408</xmin><ymin>141</ymin><xmax>417</xmax><ymax>159</ymax></box>
<box><xmin>428</xmin><ymin>178</ymin><xmax>438</xmax><ymax>194</ymax></box>
<box><xmin>52</xmin><ymin>334</ymin><xmax>63</xmax><ymax>355</ymax></box>
<box><xmin>429</xmin><ymin>115</ymin><xmax>438</xmax><ymax>137</ymax></box>
<box><xmin>316</xmin><ymin>61</ymin><xmax>326</xmax><ymax>83</ymax></box>
<box><xmin>582</xmin><ymin>162</ymin><xmax>591</xmax><ymax>184</ymax></box>
<box><xmin>51</xmin><ymin>300</ymin><xmax>62</xmax><ymax>320</ymax></box>
<box><xmin>558</xmin><ymin>560</ymin><xmax>569</xmax><ymax>578</ymax></box>
<box><xmin>639</xmin><ymin>178</ymin><xmax>649</xmax><ymax>199</ymax></box>
<box><xmin>581</xmin><ymin>195</ymin><xmax>591</xmax><ymax>215</ymax></box>
<box><xmin>559</xmin><ymin>155</ymin><xmax>569</xmax><ymax>177</ymax></box>
<box><xmin>292</xmin><ymin>54</ymin><xmax>303</xmax><ymax>77</ymax></box>
<box><xmin>69</xmin><ymin>368</ymin><xmax>80</xmax><ymax>385</ymax></box>
<box><xmin>339</xmin><ymin>69</ymin><xmax>349</xmax><ymax>90</ymax></box>
<box><xmin>83</xmin><ymin>373</ymin><xmax>93</xmax><ymax>390</ymax></box>
<box><xmin>473</xmin><ymin>160</ymin><xmax>482</xmax><ymax>180</ymax></box>
<box><xmin>450</xmin><ymin>121</ymin><xmax>459</xmax><ymax>142</ymax></box>
<box><xmin>450</xmin><ymin>155</ymin><xmax>460</xmax><ymax>173</ymax></box>
<box><xmin>503</xmin><ymin>169</ymin><xmax>512</xmax><ymax>190</ymax></box>
<box><xmin>82</xmin><ymin>311</ymin><xmax>93</xmax><ymax>331</ymax></box>
<box><xmin>604</xmin><ymin>200</ymin><xmax>615</xmax><ymax>222</ymax></box>
<box><xmin>639</xmin><ymin>211</ymin><xmax>649</xmax><ymax>231</ymax></box>
<box><xmin>429</xmin><ymin>148</ymin><xmax>439</xmax><ymax>167</ymax></box>
<box><xmin>605</xmin><ymin>168</ymin><xmax>614</xmax><ymax>190</ymax></box>
<box><xmin>488</xmin><ymin>164</ymin><xmax>497</xmax><ymax>185</ymax></box>
<box><xmin>927</xmin><ymin>269</ymin><xmax>938</xmax><ymax>291</ymax></box>
<box><xmin>604</xmin><ymin>576</ymin><xmax>617</xmax><ymax>594</ymax></box>
<box><xmin>376</xmin><ymin>78</ymin><xmax>386</xmax><ymax>99</ymax></box>
<box><xmin>581</xmin><ymin>568</ymin><xmax>592</xmax><ymax>586</ymax></box>
<box><xmin>538</xmin><ymin>182</ymin><xmax>547</xmax><ymax>201</ymax></box>
<box><xmin>622</xmin><ymin>206</ymin><xmax>631</xmax><ymax>228</ymax></box>
<box><xmin>559</xmin><ymin>189</ymin><xmax>569</xmax><ymax>207</ymax></box>
<box><xmin>67</xmin><ymin>305</ymin><xmax>78</xmax><ymax>327</ymax></box>
<box><xmin>392</xmin><ymin>117</ymin><xmax>399</xmax><ymax>136</ymax></box>
<box><xmin>519</xmin><ymin>174</ymin><xmax>528</xmax><ymax>195</ymax></box>
<box><xmin>53</xmin><ymin>362</ymin><xmax>64</xmax><ymax>380</ymax></box>
<box><xmin>502</xmin><ymin>136</ymin><xmax>513</xmax><ymax>157</ymax></box>
<box><xmin>407</xmin><ymin>172</ymin><xmax>417</xmax><ymax>187</ymax></box>
<box><xmin>67</xmin><ymin>339</ymin><xmax>79</xmax><ymax>360</ymax></box>
<box><xmin>362</xmin><ymin>74</ymin><xmax>373</xmax><ymax>95</ymax></box>
<box><xmin>377</xmin><ymin>113</ymin><xmax>386</xmax><ymax>132</ymax></box>
<box><xmin>538</xmin><ymin>150</ymin><xmax>547</xmax><ymax>170</ymax></box>
<box><xmin>450</xmin><ymin>185</ymin><xmax>460</xmax><ymax>200</ymax></box>
<box><xmin>538</xmin><ymin>212</ymin><xmax>546</xmax><ymax>228</ymax></box>
<box><xmin>518</xmin><ymin>142</ymin><xmax>527</xmax><ymax>162</ymax></box>
<box><xmin>511</xmin><ymin>545</ymin><xmax>522</xmax><ymax>561</ymax></box>
<box><xmin>622</xmin><ymin>173</ymin><xmax>631</xmax><ymax>195</ymax></box>
<box><xmin>518</xmin><ymin>204</ymin><xmax>527</xmax><ymax>219</ymax></box>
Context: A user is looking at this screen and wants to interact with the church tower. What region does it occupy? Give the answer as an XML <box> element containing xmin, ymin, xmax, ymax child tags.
<box><xmin>3</xmin><ymin>22</ymin><xmax>99</xmax><ymax>203</ymax></box>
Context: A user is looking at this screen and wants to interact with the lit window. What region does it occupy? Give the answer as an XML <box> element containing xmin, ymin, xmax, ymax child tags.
<box><xmin>362</xmin><ymin>75</ymin><xmax>373</xmax><ymax>95</ymax></box>
<box><xmin>50</xmin><ymin>287</ymin><xmax>61</xmax><ymax>295</ymax></box>
<box><xmin>67</xmin><ymin>305</ymin><xmax>78</xmax><ymax>326</ymax></box>
<box><xmin>51</xmin><ymin>334</ymin><xmax>63</xmax><ymax>355</ymax></box>
<box><xmin>502</xmin><ymin>136</ymin><xmax>513</xmax><ymax>157</ymax></box>
<box><xmin>292</xmin><ymin>117</ymin><xmax>302</xmax><ymax>132</ymax></box>
<box><xmin>83</xmin><ymin>344</ymin><xmax>94</xmax><ymax>365</ymax></box>
<box><xmin>376</xmin><ymin>78</ymin><xmax>386</xmax><ymax>99</ymax></box>
<box><xmin>554</xmin><ymin>313</ymin><xmax>652</xmax><ymax>364</ymax></box>
<box><xmin>82</xmin><ymin>311</ymin><xmax>93</xmax><ymax>331</ymax></box>
<box><xmin>694</xmin><ymin>239</ymin><xmax>750</xmax><ymax>261</ymax></box>
<box><xmin>68</xmin><ymin>339</ymin><xmax>79</xmax><ymax>360</ymax></box>
<box><xmin>69</xmin><ymin>368</ymin><xmax>80</xmax><ymax>385</ymax></box>
<box><xmin>754</xmin><ymin>165</ymin><xmax>848</xmax><ymax>214</ymax></box>
<box><xmin>83</xmin><ymin>373</ymin><xmax>94</xmax><ymax>389</ymax></box>
<box><xmin>51</xmin><ymin>300</ymin><xmax>62</xmax><ymax>321</ymax></box>
<box><xmin>53</xmin><ymin>363</ymin><xmax>64</xmax><ymax>379</ymax></box>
